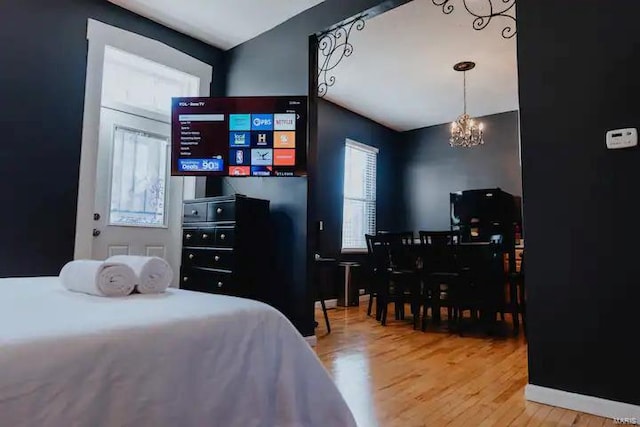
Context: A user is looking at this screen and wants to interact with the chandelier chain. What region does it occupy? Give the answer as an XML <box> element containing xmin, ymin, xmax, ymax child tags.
<box><xmin>463</xmin><ymin>71</ymin><xmax>467</xmax><ymax>115</ymax></box>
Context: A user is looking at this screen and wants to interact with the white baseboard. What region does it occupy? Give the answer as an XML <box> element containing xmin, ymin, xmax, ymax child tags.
<box><xmin>314</xmin><ymin>293</ymin><xmax>369</xmax><ymax>310</ymax></box>
<box><xmin>304</xmin><ymin>335</ymin><xmax>317</xmax><ymax>346</ymax></box>
<box><xmin>314</xmin><ymin>299</ymin><xmax>338</xmax><ymax>309</ymax></box>
<box><xmin>525</xmin><ymin>384</ymin><xmax>640</xmax><ymax>419</ymax></box>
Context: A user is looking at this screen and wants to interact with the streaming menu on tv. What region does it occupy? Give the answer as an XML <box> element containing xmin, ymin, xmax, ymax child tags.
<box><xmin>171</xmin><ymin>97</ymin><xmax>307</xmax><ymax>177</ymax></box>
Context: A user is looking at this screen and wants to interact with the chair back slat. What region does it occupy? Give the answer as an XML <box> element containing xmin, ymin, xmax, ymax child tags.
<box><xmin>419</xmin><ymin>230</ymin><xmax>454</xmax><ymax>246</ymax></box>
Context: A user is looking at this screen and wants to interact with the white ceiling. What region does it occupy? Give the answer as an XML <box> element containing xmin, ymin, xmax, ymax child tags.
<box><xmin>323</xmin><ymin>0</ymin><xmax>519</xmax><ymax>131</ymax></box>
<box><xmin>108</xmin><ymin>0</ymin><xmax>324</xmax><ymax>50</ymax></box>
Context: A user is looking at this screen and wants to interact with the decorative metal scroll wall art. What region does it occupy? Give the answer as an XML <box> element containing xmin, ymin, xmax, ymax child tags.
<box><xmin>316</xmin><ymin>15</ymin><xmax>366</xmax><ymax>98</ymax></box>
<box><xmin>432</xmin><ymin>0</ymin><xmax>516</xmax><ymax>39</ymax></box>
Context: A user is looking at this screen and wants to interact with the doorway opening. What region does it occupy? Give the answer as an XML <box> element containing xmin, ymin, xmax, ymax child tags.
<box><xmin>307</xmin><ymin>1</ymin><xmax>530</xmax><ymax>424</ymax></box>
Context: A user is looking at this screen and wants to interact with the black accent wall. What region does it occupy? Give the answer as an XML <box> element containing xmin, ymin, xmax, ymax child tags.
<box><xmin>316</xmin><ymin>99</ymin><xmax>403</xmax><ymax>258</ymax></box>
<box><xmin>518</xmin><ymin>0</ymin><xmax>639</xmax><ymax>405</ymax></box>
<box><xmin>219</xmin><ymin>0</ymin><xmax>411</xmax><ymax>336</ymax></box>
<box><xmin>402</xmin><ymin>111</ymin><xmax>522</xmax><ymax>231</ymax></box>
<box><xmin>0</xmin><ymin>0</ymin><xmax>225</xmax><ymax>277</ymax></box>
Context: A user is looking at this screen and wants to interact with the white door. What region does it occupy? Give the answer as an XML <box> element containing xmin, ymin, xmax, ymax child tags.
<box><xmin>92</xmin><ymin>107</ymin><xmax>182</xmax><ymax>283</ymax></box>
<box><xmin>76</xmin><ymin>26</ymin><xmax>212</xmax><ymax>280</ymax></box>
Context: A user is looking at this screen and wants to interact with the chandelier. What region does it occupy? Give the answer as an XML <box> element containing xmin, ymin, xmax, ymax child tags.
<box><xmin>450</xmin><ymin>61</ymin><xmax>484</xmax><ymax>147</ymax></box>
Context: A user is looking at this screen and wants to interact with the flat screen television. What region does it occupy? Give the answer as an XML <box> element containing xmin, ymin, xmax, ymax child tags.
<box><xmin>171</xmin><ymin>96</ymin><xmax>307</xmax><ymax>177</ymax></box>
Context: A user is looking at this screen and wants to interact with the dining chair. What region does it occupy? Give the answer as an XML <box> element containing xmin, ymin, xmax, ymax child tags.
<box><xmin>452</xmin><ymin>243</ymin><xmax>506</xmax><ymax>336</ymax></box>
<box><xmin>419</xmin><ymin>230</ymin><xmax>454</xmax><ymax>246</ymax></box>
<box><xmin>366</xmin><ymin>234</ymin><xmax>420</xmax><ymax>327</ymax></box>
<box><xmin>365</xmin><ymin>234</ymin><xmax>390</xmax><ymax>321</ymax></box>
<box><xmin>377</xmin><ymin>231</ymin><xmax>414</xmax><ymax>244</ymax></box>
<box><xmin>399</xmin><ymin>231</ymin><xmax>415</xmax><ymax>246</ymax></box>
<box><xmin>385</xmin><ymin>233</ymin><xmax>421</xmax><ymax>326</ymax></box>
<box><xmin>419</xmin><ymin>232</ymin><xmax>459</xmax><ymax>331</ymax></box>
<box><xmin>313</xmin><ymin>257</ymin><xmax>337</xmax><ymax>334</ymax></box>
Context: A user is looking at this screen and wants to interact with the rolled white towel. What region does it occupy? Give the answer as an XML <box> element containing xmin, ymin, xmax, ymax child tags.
<box><xmin>107</xmin><ymin>256</ymin><xmax>173</xmax><ymax>294</ymax></box>
<box><xmin>60</xmin><ymin>260</ymin><xmax>136</xmax><ymax>297</ymax></box>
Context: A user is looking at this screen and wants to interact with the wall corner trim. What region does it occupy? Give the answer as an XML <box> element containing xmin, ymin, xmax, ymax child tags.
<box><xmin>525</xmin><ymin>384</ymin><xmax>640</xmax><ymax>419</ymax></box>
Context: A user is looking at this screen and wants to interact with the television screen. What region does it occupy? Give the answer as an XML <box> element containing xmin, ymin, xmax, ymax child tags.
<box><xmin>171</xmin><ymin>96</ymin><xmax>307</xmax><ymax>177</ymax></box>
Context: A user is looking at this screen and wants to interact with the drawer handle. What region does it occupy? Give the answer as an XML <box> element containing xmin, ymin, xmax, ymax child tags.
<box><xmin>214</xmin><ymin>255</ymin><xmax>220</xmax><ymax>262</ymax></box>
<box><xmin>216</xmin><ymin>207</ymin><xmax>223</xmax><ymax>214</ymax></box>
<box><xmin>220</xmin><ymin>234</ymin><xmax>226</xmax><ymax>240</ymax></box>
<box><xmin>217</xmin><ymin>281</ymin><xmax>223</xmax><ymax>288</ymax></box>
<box><xmin>186</xmin><ymin>233</ymin><xmax>192</xmax><ymax>240</ymax></box>
<box><xmin>191</xmin><ymin>210</ymin><xmax>198</xmax><ymax>216</ymax></box>
<box><xmin>183</xmin><ymin>277</ymin><xmax>189</xmax><ymax>282</ymax></box>
<box><xmin>188</xmin><ymin>254</ymin><xmax>195</xmax><ymax>260</ymax></box>
<box><xmin>202</xmin><ymin>233</ymin><xmax>209</xmax><ymax>239</ymax></box>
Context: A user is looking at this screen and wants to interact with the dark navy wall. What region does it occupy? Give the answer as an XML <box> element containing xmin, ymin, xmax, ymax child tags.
<box><xmin>402</xmin><ymin>111</ymin><xmax>522</xmax><ymax>231</ymax></box>
<box><xmin>0</xmin><ymin>0</ymin><xmax>225</xmax><ymax>277</ymax></box>
<box><xmin>218</xmin><ymin>0</ymin><xmax>411</xmax><ymax>336</ymax></box>
<box><xmin>316</xmin><ymin>99</ymin><xmax>404</xmax><ymax>258</ymax></box>
<box><xmin>518</xmin><ymin>0</ymin><xmax>639</xmax><ymax>405</ymax></box>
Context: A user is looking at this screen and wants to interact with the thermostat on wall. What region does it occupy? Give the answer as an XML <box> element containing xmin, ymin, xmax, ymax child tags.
<box><xmin>606</xmin><ymin>128</ymin><xmax>637</xmax><ymax>149</ymax></box>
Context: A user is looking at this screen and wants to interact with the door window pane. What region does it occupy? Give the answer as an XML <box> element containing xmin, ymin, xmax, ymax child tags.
<box><xmin>110</xmin><ymin>126</ymin><xmax>169</xmax><ymax>227</ymax></box>
<box><xmin>102</xmin><ymin>45</ymin><xmax>200</xmax><ymax>115</ymax></box>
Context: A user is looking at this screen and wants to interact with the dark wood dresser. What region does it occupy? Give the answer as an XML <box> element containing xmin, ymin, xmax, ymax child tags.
<box><xmin>180</xmin><ymin>195</ymin><xmax>270</xmax><ymax>300</ymax></box>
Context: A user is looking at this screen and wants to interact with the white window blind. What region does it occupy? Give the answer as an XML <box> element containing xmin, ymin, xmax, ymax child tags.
<box><xmin>342</xmin><ymin>139</ymin><xmax>378</xmax><ymax>251</ymax></box>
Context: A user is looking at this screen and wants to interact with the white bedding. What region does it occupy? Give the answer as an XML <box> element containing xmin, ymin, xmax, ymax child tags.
<box><xmin>0</xmin><ymin>277</ymin><xmax>356</xmax><ymax>427</ymax></box>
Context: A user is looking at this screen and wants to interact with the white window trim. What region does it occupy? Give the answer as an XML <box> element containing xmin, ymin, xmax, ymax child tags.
<box><xmin>341</xmin><ymin>139</ymin><xmax>378</xmax><ymax>253</ymax></box>
<box><xmin>74</xmin><ymin>19</ymin><xmax>212</xmax><ymax>259</ymax></box>
<box><xmin>346</xmin><ymin>139</ymin><xmax>379</xmax><ymax>154</ymax></box>
<box><xmin>341</xmin><ymin>248</ymin><xmax>369</xmax><ymax>254</ymax></box>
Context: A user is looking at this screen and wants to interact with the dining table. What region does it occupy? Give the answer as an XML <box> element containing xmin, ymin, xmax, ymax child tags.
<box><xmin>395</xmin><ymin>240</ymin><xmax>520</xmax><ymax>335</ymax></box>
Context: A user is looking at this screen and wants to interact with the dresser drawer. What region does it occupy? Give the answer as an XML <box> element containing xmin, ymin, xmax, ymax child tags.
<box><xmin>179</xmin><ymin>267</ymin><xmax>201</xmax><ymax>292</ymax></box>
<box><xmin>183</xmin><ymin>229</ymin><xmax>199</xmax><ymax>246</ymax></box>
<box><xmin>183</xmin><ymin>228</ymin><xmax>215</xmax><ymax>247</ymax></box>
<box><xmin>207</xmin><ymin>201</ymin><xmax>236</xmax><ymax>222</ymax></box>
<box><xmin>205</xmin><ymin>270</ymin><xmax>233</xmax><ymax>293</ymax></box>
<box><xmin>205</xmin><ymin>249</ymin><xmax>234</xmax><ymax>270</ymax></box>
<box><xmin>198</xmin><ymin>228</ymin><xmax>216</xmax><ymax>245</ymax></box>
<box><xmin>182</xmin><ymin>248</ymin><xmax>234</xmax><ymax>271</ymax></box>
<box><xmin>183</xmin><ymin>249</ymin><xmax>197</xmax><ymax>265</ymax></box>
<box><xmin>180</xmin><ymin>268</ymin><xmax>234</xmax><ymax>294</ymax></box>
<box><xmin>215</xmin><ymin>227</ymin><xmax>235</xmax><ymax>247</ymax></box>
<box><xmin>183</xmin><ymin>202</ymin><xmax>208</xmax><ymax>223</ymax></box>
<box><xmin>183</xmin><ymin>227</ymin><xmax>234</xmax><ymax>248</ymax></box>
<box><xmin>184</xmin><ymin>228</ymin><xmax>215</xmax><ymax>247</ymax></box>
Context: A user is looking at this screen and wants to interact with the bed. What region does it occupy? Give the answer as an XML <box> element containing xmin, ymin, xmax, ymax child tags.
<box><xmin>0</xmin><ymin>277</ymin><xmax>356</xmax><ymax>427</ymax></box>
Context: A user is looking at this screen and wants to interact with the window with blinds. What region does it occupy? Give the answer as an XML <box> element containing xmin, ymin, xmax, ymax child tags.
<box><xmin>342</xmin><ymin>139</ymin><xmax>378</xmax><ymax>251</ymax></box>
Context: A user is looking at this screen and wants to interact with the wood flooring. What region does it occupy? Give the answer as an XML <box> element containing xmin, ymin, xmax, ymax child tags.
<box><xmin>314</xmin><ymin>303</ymin><xmax>611</xmax><ymax>427</ymax></box>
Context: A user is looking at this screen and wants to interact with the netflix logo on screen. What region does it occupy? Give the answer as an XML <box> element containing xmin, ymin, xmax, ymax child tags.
<box><xmin>274</xmin><ymin>113</ymin><xmax>296</xmax><ymax>130</ymax></box>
